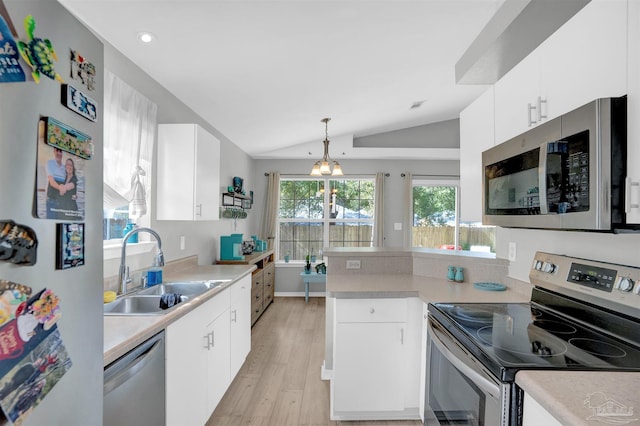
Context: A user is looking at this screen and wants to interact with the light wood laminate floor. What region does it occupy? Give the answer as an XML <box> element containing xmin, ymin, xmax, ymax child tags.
<box><xmin>208</xmin><ymin>297</ymin><xmax>423</xmax><ymax>426</ymax></box>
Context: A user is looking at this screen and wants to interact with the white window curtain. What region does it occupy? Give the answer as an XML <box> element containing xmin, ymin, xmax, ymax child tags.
<box><xmin>260</xmin><ymin>171</ymin><xmax>280</xmax><ymax>249</ymax></box>
<box><xmin>403</xmin><ymin>172</ymin><xmax>413</xmax><ymax>248</ymax></box>
<box><xmin>372</xmin><ymin>172</ymin><xmax>385</xmax><ymax>246</ymax></box>
<box><xmin>103</xmin><ymin>70</ymin><xmax>157</xmax><ymax>218</ymax></box>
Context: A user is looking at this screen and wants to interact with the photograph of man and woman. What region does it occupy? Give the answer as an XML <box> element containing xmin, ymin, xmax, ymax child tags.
<box><xmin>35</xmin><ymin>121</ymin><xmax>86</xmax><ymax>220</ymax></box>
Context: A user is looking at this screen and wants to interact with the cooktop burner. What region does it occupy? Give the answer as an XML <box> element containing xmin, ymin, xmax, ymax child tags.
<box><xmin>431</xmin><ymin>301</ymin><xmax>640</xmax><ymax>381</ymax></box>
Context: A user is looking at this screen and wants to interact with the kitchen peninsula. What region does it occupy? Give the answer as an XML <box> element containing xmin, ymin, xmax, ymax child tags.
<box><xmin>323</xmin><ymin>248</ymin><xmax>640</xmax><ymax>425</ymax></box>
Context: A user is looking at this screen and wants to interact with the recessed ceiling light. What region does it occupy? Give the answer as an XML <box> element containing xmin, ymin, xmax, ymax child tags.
<box><xmin>137</xmin><ymin>32</ymin><xmax>155</xmax><ymax>43</ymax></box>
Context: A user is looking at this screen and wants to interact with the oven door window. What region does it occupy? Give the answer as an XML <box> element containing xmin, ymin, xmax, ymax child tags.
<box><xmin>426</xmin><ymin>343</ymin><xmax>486</xmax><ymax>425</ymax></box>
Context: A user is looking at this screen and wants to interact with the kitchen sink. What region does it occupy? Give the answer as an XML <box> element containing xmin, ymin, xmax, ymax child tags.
<box><xmin>136</xmin><ymin>280</ymin><xmax>228</xmax><ymax>296</ymax></box>
<box><xmin>104</xmin><ymin>295</ymin><xmax>189</xmax><ymax>316</ymax></box>
<box><xmin>104</xmin><ymin>280</ymin><xmax>229</xmax><ymax>316</ymax></box>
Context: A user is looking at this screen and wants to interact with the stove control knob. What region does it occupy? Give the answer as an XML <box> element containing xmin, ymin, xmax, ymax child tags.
<box><xmin>617</xmin><ymin>277</ymin><xmax>635</xmax><ymax>292</ymax></box>
<box><xmin>542</xmin><ymin>262</ymin><xmax>556</xmax><ymax>273</ymax></box>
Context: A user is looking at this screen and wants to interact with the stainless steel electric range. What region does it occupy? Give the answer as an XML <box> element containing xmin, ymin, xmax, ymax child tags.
<box><xmin>425</xmin><ymin>252</ymin><xmax>640</xmax><ymax>426</ymax></box>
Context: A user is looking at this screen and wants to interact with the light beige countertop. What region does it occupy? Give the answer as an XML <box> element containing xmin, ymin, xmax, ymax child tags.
<box><xmin>326</xmin><ymin>273</ymin><xmax>531</xmax><ymax>303</ymax></box>
<box><xmin>517</xmin><ymin>370</ymin><xmax>640</xmax><ymax>425</ymax></box>
<box><xmin>103</xmin><ymin>264</ymin><xmax>255</xmax><ymax>366</ymax></box>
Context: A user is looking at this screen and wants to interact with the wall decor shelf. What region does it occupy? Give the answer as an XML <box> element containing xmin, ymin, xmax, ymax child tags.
<box><xmin>222</xmin><ymin>192</ymin><xmax>252</xmax><ymax>210</ymax></box>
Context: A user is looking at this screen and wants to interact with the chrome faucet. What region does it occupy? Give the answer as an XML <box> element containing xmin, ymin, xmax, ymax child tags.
<box><xmin>118</xmin><ymin>227</ymin><xmax>165</xmax><ymax>295</ymax></box>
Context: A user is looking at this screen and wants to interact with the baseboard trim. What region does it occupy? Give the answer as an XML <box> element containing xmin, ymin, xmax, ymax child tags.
<box><xmin>274</xmin><ymin>291</ymin><xmax>326</xmax><ymax>298</ymax></box>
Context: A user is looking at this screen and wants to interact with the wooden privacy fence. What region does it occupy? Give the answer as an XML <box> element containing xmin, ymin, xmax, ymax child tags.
<box><xmin>279</xmin><ymin>224</ymin><xmax>495</xmax><ymax>258</ymax></box>
<box><xmin>412</xmin><ymin>226</ymin><xmax>495</xmax><ymax>252</ymax></box>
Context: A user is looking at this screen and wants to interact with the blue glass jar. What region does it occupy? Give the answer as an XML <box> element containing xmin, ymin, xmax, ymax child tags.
<box><xmin>123</xmin><ymin>222</ymin><xmax>138</xmax><ymax>243</ymax></box>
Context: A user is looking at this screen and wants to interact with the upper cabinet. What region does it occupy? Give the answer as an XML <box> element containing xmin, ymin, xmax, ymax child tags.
<box><xmin>459</xmin><ymin>87</ymin><xmax>495</xmax><ymax>223</ymax></box>
<box><xmin>157</xmin><ymin>124</ymin><xmax>220</xmax><ymax>221</ymax></box>
<box><xmin>627</xmin><ymin>0</ymin><xmax>640</xmax><ymax>223</ymax></box>
<box><xmin>494</xmin><ymin>0</ymin><xmax>627</xmax><ymax>145</ymax></box>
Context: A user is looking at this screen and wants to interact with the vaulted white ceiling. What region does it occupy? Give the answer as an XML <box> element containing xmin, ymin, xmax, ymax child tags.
<box><xmin>59</xmin><ymin>1</ymin><xmax>503</xmax><ymax>159</ymax></box>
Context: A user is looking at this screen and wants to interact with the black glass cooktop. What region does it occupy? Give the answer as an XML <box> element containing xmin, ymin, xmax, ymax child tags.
<box><xmin>429</xmin><ymin>300</ymin><xmax>640</xmax><ymax>382</ymax></box>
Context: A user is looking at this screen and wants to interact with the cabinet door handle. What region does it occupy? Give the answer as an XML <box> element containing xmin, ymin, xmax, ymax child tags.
<box><xmin>195</xmin><ymin>203</ymin><xmax>202</xmax><ymax>216</ymax></box>
<box><xmin>210</xmin><ymin>331</ymin><xmax>215</xmax><ymax>348</ymax></box>
<box><xmin>400</xmin><ymin>328</ymin><xmax>404</xmax><ymax>345</ymax></box>
<box><xmin>626</xmin><ymin>178</ymin><xmax>640</xmax><ymax>211</ymax></box>
<box><xmin>369</xmin><ymin>307</ymin><xmax>375</xmax><ymax>314</ymax></box>
<box><xmin>231</xmin><ymin>309</ymin><xmax>237</xmax><ymax>323</ymax></box>
<box><xmin>527</xmin><ymin>103</ymin><xmax>537</xmax><ymax>127</ymax></box>
<box><xmin>203</xmin><ymin>333</ymin><xmax>211</xmax><ymax>349</ymax></box>
<box><xmin>537</xmin><ymin>96</ymin><xmax>547</xmax><ymax>121</ymax></box>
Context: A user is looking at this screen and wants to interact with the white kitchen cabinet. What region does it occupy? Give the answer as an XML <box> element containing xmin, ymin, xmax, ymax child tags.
<box><xmin>627</xmin><ymin>0</ymin><xmax>640</xmax><ymax>224</ymax></box>
<box><xmin>230</xmin><ymin>274</ymin><xmax>251</xmax><ymax>378</ymax></box>
<box><xmin>205</xmin><ymin>305</ymin><xmax>231</xmax><ymax>414</ymax></box>
<box><xmin>538</xmin><ymin>0</ymin><xmax>627</xmax><ymax>120</ymax></box>
<box><xmin>157</xmin><ymin>123</ymin><xmax>220</xmax><ymax>221</ymax></box>
<box><xmin>494</xmin><ymin>49</ymin><xmax>542</xmax><ymax>143</ymax></box>
<box><xmin>494</xmin><ymin>0</ymin><xmax>627</xmax><ymax>145</ymax></box>
<box><xmin>522</xmin><ymin>391</ymin><xmax>563</xmax><ymax>426</ymax></box>
<box><xmin>331</xmin><ymin>298</ymin><xmax>421</xmax><ymax>420</ymax></box>
<box><xmin>165</xmin><ymin>288</ymin><xmax>231</xmax><ymax>426</ymax></box>
<box><xmin>459</xmin><ymin>87</ymin><xmax>495</xmax><ymax>223</ymax></box>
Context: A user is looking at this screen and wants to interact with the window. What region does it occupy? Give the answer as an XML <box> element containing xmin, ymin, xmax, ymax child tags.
<box><xmin>102</xmin><ymin>70</ymin><xmax>157</xmax><ymax>241</ymax></box>
<box><xmin>412</xmin><ymin>179</ymin><xmax>495</xmax><ymax>253</ymax></box>
<box><xmin>278</xmin><ymin>177</ymin><xmax>375</xmax><ymax>261</ymax></box>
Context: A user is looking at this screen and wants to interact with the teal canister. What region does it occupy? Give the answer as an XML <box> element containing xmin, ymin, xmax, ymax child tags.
<box><xmin>447</xmin><ymin>266</ymin><xmax>455</xmax><ymax>281</ymax></box>
<box><xmin>455</xmin><ymin>267</ymin><xmax>464</xmax><ymax>283</ymax></box>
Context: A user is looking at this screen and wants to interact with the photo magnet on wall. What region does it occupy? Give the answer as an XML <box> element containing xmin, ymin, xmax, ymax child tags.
<box><xmin>34</xmin><ymin>119</ymin><xmax>86</xmax><ymax>221</ymax></box>
<box><xmin>55</xmin><ymin>222</ymin><xmax>84</xmax><ymax>269</ymax></box>
<box><xmin>61</xmin><ymin>84</ymin><xmax>97</xmax><ymax>122</ymax></box>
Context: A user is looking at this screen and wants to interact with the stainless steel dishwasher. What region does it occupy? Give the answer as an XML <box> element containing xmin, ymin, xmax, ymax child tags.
<box><xmin>104</xmin><ymin>331</ymin><xmax>165</xmax><ymax>426</ymax></box>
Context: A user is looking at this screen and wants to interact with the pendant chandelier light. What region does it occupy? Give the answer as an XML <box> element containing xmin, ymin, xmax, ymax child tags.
<box><xmin>310</xmin><ymin>117</ymin><xmax>343</xmax><ymax>176</ymax></box>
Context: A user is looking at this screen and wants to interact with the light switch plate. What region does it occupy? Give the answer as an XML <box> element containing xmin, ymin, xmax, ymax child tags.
<box><xmin>346</xmin><ymin>260</ymin><xmax>361</xmax><ymax>269</ymax></box>
<box><xmin>508</xmin><ymin>242</ymin><xmax>517</xmax><ymax>261</ymax></box>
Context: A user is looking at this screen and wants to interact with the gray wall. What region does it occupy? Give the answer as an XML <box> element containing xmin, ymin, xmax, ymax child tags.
<box><xmin>102</xmin><ymin>44</ymin><xmax>259</xmax><ymax>278</ymax></box>
<box><xmin>1</xmin><ymin>2</ymin><xmax>103</xmax><ymax>424</ymax></box>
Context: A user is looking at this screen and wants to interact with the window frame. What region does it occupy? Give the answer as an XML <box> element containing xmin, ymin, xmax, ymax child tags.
<box><xmin>277</xmin><ymin>175</ymin><xmax>375</xmax><ymax>262</ymax></box>
<box><xmin>411</xmin><ymin>178</ymin><xmax>461</xmax><ymax>250</ymax></box>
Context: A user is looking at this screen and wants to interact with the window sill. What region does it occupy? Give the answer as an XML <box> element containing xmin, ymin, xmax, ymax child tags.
<box><xmin>103</xmin><ymin>241</ymin><xmax>156</xmax><ymax>260</ymax></box>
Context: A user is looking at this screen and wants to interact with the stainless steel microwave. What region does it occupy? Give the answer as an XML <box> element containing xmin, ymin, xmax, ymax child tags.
<box><xmin>482</xmin><ymin>96</ymin><xmax>636</xmax><ymax>232</ymax></box>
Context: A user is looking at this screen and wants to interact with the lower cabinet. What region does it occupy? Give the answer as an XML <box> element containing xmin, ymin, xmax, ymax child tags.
<box><xmin>165</xmin><ymin>275</ymin><xmax>251</xmax><ymax>426</ymax></box>
<box><xmin>331</xmin><ymin>297</ymin><xmax>421</xmax><ymax>420</ymax></box>
<box><xmin>522</xmin><ymin>391</ymin><xmax>563</xmax><ymax>426</ymax></box>
<box><xmin>230</xmin><ymin>275</ymin><xmax>251</xmax><ymax>378</ymax></box>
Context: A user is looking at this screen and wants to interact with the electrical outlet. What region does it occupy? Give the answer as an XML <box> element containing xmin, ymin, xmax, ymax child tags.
<box><xmin>508</xmin><ymin>242</ymin><xmax>517</xmax><ymax>262</ymax></box>
<box><xmin>346</xmin><ymin>260</ymin><xmax>361</xmax><ymax>269</ymax></box>
<box><xmin>180</xmin><ymin>235</ymin><xmax>186</xmax><ymax>250</ymax></box>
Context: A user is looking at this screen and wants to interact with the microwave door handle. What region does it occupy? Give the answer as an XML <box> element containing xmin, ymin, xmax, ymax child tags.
<box><xmin>428</xmin><ymin>321</ymin><xmax>501</xmax><ymax>400</ymax></box>
<box><xmin>538</xmin><ymin>143</ymin><xmax>549</xmax><ymax>214</ymax></box>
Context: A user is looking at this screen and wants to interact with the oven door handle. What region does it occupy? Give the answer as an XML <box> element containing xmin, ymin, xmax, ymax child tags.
<box><xmin>428</xmin><ymin>321</ymin><xmax>501</xmax><ymax>400</ymax></box>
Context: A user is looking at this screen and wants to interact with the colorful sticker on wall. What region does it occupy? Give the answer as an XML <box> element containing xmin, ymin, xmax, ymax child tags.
<box><xmin>43</xmin><ymin>117</ymin><xmax>92</xmax><ymax>160</ymax></box>
<box><xmin>0</xmin><ymin>4</ymin><xmax>27</xmax><ymax>83</ymax></box>
<box><xmin>0</xmin><ymin>221</ymin><xmax>38</xmax><ymax>266</ymax></box>
<box><xmin>55</xmin><ymin>223</ymin><xmax>84</xmax><ymax>270</ymax></box>
<box><xmin>69</xmin><ymin>50</ymin><xmax>95</xmax><ymax>91</ymax></box>
<box><xmin>17</xmin><ymin>15</ymin><xmax>63</xmax><ymax>84</ymax></box>
<box><xmin>60</xmin><ymin>84</ymin><xmax>97</xmax><ymax>122</ymax></box>
<box><xmin>0</xmin><ymin>287</ymin><xmax>72</xmax><ymax>425</ymax></box>
<box><xmin>33</xmin><ymin>120</ymin><xmax>86</xmax><ymax>221</ymax></box>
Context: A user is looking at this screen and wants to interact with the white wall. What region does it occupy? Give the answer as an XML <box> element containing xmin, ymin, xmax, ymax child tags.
<box><xmin>496</xmin><ymin>227</ymin><xmax>640</xmax><ymax>282</ymax></box>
